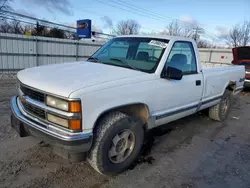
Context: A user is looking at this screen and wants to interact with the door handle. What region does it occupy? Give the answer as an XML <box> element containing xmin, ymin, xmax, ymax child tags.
<box><xmin>196</xmin><ymin>80</ymin><xmax>201</xmax><ymax>86</ymax></box>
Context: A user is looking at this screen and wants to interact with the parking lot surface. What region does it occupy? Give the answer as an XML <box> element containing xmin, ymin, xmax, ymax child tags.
<box><xmin>1</xmin><ymin>79</ymin><xmax>250</xmax><ymax>188</ymax></box>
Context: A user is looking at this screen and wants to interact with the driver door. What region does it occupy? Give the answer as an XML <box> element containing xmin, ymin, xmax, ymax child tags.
<box><xmin>154</xmin><ymin>41</ymin><xmax>203</xmax><ymax>126</ymax></box>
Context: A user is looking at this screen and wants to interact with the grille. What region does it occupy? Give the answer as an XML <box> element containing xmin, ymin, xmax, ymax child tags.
<box><xmin>22</xmin><ymin>102</ymin><xmax>46</xmax><ymax>119</ymax></box>
<box><xmin>20</xmin><ymin>85</ymin><xmax>45</xmax><ymax>102</ymax></box>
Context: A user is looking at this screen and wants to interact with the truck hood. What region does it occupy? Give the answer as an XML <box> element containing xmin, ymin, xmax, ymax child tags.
<box><xmin>17</xmin><ymin>61</ymin><xmax>145</xmax><ymax>97</ymax></box>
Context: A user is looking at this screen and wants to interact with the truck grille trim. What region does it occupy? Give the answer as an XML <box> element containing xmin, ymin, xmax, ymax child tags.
<box><xmin>20</xmin><ymin>85</ymin><xmax>45</xmax><ymax>102</ymax></box>
<box><xmin>22</xmin><ymin>102</ymin><xmax>46</xmax><ymax>119</ymax></box>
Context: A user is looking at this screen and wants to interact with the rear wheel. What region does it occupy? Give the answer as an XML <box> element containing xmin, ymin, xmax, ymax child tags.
<box><xmin>209</xmin><ymin>90</ymin><xmax>232</xmax><ymax>121</ymax></box>
<box><xmin>88</xmin><ymin>111</ymin><xmax>144</xmax><ymax>175</ymax></box>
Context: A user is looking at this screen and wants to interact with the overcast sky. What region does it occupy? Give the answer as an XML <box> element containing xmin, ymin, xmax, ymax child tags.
<box><xmin>10</xmin><ymin>0</ymin><xmax>250</xmax><ymax>42</ymax></box>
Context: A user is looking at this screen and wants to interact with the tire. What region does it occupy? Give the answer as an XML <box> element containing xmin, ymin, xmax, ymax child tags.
<box><xmin>209</xmin><ymin>90</ymin><xmax>232</xmax><ymax>121</ymax></box>
<box><xmin>88</xmin><ymin>111</ymin><xmax>144</xmax><ymax>175</ymax></box>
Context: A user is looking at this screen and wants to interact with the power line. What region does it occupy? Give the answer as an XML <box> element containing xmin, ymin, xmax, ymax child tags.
<box><xmin>112</xmin><ymin>0</ymin><xmax>218</xmax><ymax>35</ymax></box>
<box><xmin>1</xmin><ymin>7</ymin><xmax>221</xmax><ymax>42</ymax></box>
<box><xmin>114</xmin><ymin>0</ymin><xmax>208</xmax><ymax>29</ymax></box>
<box><xmin>0</xmin><ymin>10</ymin><xmax>115</xmax><ymax>37</ymax></box>
<box><xmin>96</xmin><ymin>0</ymin><xmax>172</xmax><ymax>24</ymax></box>
<box><xmin>0</xmin><ymin>15</ymin><xmax>76</xmax><ymax>34</ymax></box>
<box><xmin>73</xmin><ymin>6</ymin><xmax>160</xmax><ymax>33</ymax></box>
<box><xmin>1</xmin><ymin>15</ymin><xmax>116</xmax><ymax>38</ymax></box>
<box><xmin>108</xmin><ymin>0</ymin><xmax>174</xmax><ymax>22</ymax></box>
<box><xmin>98</xmin><ymin>0</ymin><xmax>220</xmax><ymax>40</ymax></box>
<box><xmin>0</xmin><ymin>0</ymin><xmax>8</xmax><ymax>10</ymax></box>
<box><xmin>1</xmin><ymin>10</ymin><xmax>76</xmax><ymax>29</ymax></box>
<box><xmin>116</xmin><ymin>0</ymin><xmax>220</xmax><ymax>39</ymax></box>
<box><xmin>110</xmin><ymin>0</ymin><xmax>189</xmax><ymax>25</ymax></box>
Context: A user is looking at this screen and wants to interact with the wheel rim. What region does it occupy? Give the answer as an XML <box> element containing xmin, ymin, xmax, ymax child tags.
<box><xmin>108</xmin><ymin>129</ymin><xmax>136</xmax><ymax>164</ymax></box>
<box><xmin>221</xmin><ymin>97</ymin><xmax>229</xmax><ymax>115</ymax></box>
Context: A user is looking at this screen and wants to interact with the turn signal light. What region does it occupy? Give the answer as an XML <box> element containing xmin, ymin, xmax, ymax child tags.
<box><xmin>69</xmin><ymin>119</ymin><xmax>82</xmax><ymax>130</ymax></box>
<box><xmin>69</xmin><ymin>101</ymin><xmax>81</xmax><ymax>112</ymax></box>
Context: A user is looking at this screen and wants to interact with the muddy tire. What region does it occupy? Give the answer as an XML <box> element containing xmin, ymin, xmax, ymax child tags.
<box><xmin>209</xmin><ymin>90</ymin><xmax>232</xmax><ymax>121</ymax></box>
<box><xmin>87</xmin><ymin>111</ymin><xmax>144</xmax><ymax>175</ymax></box>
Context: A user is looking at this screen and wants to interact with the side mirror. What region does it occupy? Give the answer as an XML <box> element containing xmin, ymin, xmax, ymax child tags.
<box><xmin>162</xmin><ymin>66</ymin><xmax>183</xmax><ymax>80</ymax></box>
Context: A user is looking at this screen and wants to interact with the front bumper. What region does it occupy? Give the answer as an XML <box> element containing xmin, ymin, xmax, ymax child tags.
<box><xmin>244</xmin><ymin>79</ymin><xmax>250</xmax><ymax>88</ymax></box>
<box><xmin>10</xmin><ymin>96</ymin><xmax>93</xmax><ymax>161</ymax></box>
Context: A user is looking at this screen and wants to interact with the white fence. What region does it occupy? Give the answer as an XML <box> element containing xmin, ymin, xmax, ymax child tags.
<box><xmin>0</xmin><ymin>33</ymin><xmax>233</xmax><ymax>72</ymax></box>
<box><xmin>199</xmin><ymin>48</ymin><xmax>232</xmax><ymax>64</ymax></box>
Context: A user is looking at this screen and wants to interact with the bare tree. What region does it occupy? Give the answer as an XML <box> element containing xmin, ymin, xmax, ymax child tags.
<box><xmin>0</xmin><ymin>19</ymin><xmax>27</xmax><ymax>34</ymax></box>
<box><xmin>166</xmin><ymin>20</ymin><xmax>182</xmax><ymax>36</ymax></box>
<box><xmin>9</xmin><ymin>19</ymin><xmax>23</xmax><ymax>34</ymax></box>
<box><xmin>31</xmin><ymin>22</ymin><xmax>48</xmax><ymax>36</ymax></box>
<box><xmin>0</xmin><ymin>19</ymin><xmax>11</xmax><ymax>32</ymax></box>
<box><xmin>48</xmin><ymin>27</ymin><xmax>66</xmax><ymax>38</ymax></box>
<box><xmin>23</xmin><ymin>25</ymin><xmax>33</xmax><ymax>34</ymax></box>
<box><xmin>241</xmin><ymin>21</ymin><xmax>250</xmax><ymax>46</ymax></box>
<box><xmin>197</xmin><ymin>40</ymin><xmax>213</xmax><ymax>48</ymax></box>
<box><xmin>113</xmin><ymin>19</ymin><xmax>141</xmax><ymax>35</ymax></box>
<box><xmin>225</xmin><ymin>21</ymin><xmax>250</xmax><ymax>47</ymax></box>
<box><xmin>182</xmin><ymin>27</ymin><xmax>193</xmax><ymax>37</ymax></box>
<box><xmin>163</xmin><ymin>20</ymin><xmax>201</xmax><ymax>39</ymax></box>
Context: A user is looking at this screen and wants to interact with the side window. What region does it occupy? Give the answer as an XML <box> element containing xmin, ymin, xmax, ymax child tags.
<box><xmin>166</xmin><ymin>41</ymin><xmax>197</xmax><ymax>75</ymax></box>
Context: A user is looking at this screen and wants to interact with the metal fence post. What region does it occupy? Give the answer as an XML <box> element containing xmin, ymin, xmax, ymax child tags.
<box><xmin>208</xmin><ymin>49</ymin><xmax>212</xmax><ymax>63</ymax></box>
<box><xmin>35</xmin><ymin>37</ymin><xmax>38</xmax><ymax>67</ymax></box>
<box><xmin>76</xmin><ymin>41</ymin><xmax>79</xmax><ymax>61</ymax></box>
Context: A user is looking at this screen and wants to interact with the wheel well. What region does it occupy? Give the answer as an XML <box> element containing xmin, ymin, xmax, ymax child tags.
<box><xmin>94</xmin><ymin>103</ymin><xmax>150</xmax><ymax>130</ymax></box>
<box><xmin>226</xmin><ymin>81</ymin><xmax>236</xmax><ymax>91</ymax></box>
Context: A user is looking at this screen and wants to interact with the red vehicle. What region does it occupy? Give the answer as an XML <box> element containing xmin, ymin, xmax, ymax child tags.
<box><xmin>232</xmin><ymin>46</ymin><xmax>250</xmax><ymax>87</ymax></box>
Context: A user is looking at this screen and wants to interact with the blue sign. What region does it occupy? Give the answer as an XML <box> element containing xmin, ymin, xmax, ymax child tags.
<box><xmin>76</xmin><ymin>19</ymin><xmax>91</xmax><ymax>38</ymax></box>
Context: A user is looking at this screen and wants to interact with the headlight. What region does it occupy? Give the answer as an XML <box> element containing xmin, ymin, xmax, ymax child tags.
<box><xmin>46</xmin><ymin>96</ymin><xmax>69</xmax><ymax>111</ymax></box>
<box><xmin>47</xmin><ymin>113</ymin><xmax>69</xmax><ymax>128</ymax></box>
<box><xmin>46</xmin><ymin>96</ymin><xmax>82</xmax><ymax>131</ymax></box>
<box><xmin>46</xmin><ymin>96</ymin><xmax>81</xmax><ymax>112</ymax></box>
<box><xmin>47</xmin><ymin>113</ymin><xmax>82</xmax><ymax>130</ymax></box>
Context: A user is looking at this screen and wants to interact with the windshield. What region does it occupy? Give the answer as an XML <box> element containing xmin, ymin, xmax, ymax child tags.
<box><xmin>88</xmin><ymin>37</ymin><xmax>169</xmax><ymax>73</ymax></box>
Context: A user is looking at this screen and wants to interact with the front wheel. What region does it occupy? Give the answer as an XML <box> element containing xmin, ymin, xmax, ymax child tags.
<box><xmin>88</xmin><ymin>112</ymin><xmax>144</xmax><ymax>175</ymax></box>
<box><xmin>209</xmin><ymin>90</ymin><xmax>232</xmax><ymax>121</ymax></box>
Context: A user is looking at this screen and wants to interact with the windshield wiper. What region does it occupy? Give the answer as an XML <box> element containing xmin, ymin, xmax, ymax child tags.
<box><xmin>87</xmin><ymin>56</ymin><xmax>102</xmax><ymax>63</ymax></box>
<box><xmin>109</xmin><ymin>58</ymin><xmax>138</xmax><ymax>71</ymax></box>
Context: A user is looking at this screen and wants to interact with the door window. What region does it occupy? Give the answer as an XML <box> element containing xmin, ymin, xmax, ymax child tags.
<box><xmin>165</xmin><ymin>42</ymin><xmax>197</xmax><ymax>75</ymax></box>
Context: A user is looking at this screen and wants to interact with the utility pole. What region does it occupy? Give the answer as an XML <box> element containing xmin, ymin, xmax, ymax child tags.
<box><xmin>193</xmin><ymin>26</ymin><xmax>204</xmax><ymax>42</ymax></box>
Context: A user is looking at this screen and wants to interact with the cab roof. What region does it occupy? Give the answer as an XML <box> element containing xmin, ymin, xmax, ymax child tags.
<box><xmin>115</xmin><ymin>35</ymin><xmax>196</xmax><ymax>43</ymax></box>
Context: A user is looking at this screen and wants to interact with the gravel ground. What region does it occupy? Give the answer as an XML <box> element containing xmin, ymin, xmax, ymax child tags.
<box><xmin>1</xmin><ymin>78</ymin><xmax>250</xmax><ymax>188</ymax></box>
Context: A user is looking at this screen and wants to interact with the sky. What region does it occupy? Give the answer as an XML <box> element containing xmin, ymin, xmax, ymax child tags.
<box><xmin>9</xmin><ymin>0</ymin><xmax>250</xmax><ymax>43</ymax></box>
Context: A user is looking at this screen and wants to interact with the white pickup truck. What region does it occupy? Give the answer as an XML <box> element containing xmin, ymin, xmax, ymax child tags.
<box><xmin>10</xmin><ymin>35</ymin><xmax>245</xmax><ymax>175</ymax></box>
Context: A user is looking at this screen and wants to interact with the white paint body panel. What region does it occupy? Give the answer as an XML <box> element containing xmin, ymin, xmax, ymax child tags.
<box><xmin>17</xmin><ymin>35</ymin><xmax>245</xmax><ymax>131</ymax></box>
<box><xmin>17</xmin><ymin>62</ymin><xmax>145</xmax><ymax>97</ymax></box>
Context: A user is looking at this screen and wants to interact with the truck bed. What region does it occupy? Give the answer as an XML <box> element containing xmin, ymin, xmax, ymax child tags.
<box><xmin>200</xmin><ymin>62</ymin><xmax>244</xmax><ymax>110</ymax></box>
<box><xmin>201</xmin><ymin>62</ymin><xmax>231</xmax><ymax>69</ymax></box>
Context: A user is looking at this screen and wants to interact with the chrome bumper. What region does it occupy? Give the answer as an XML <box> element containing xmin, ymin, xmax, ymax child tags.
<box><xmin>244</xmin><ymin>78</ymin><xmax>250</xmax><ymax>88</ymax></box>
<box><xmin>10</xmin><ymin>96</ymin><xmax>92</xmax><ymax>142</ymax></box>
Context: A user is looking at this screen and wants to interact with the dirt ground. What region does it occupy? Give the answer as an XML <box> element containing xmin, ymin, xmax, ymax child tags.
<box><xmin>1</xmin><ymin>78</ymin><xmax>250</xmax><ymax>188</ymax></box>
